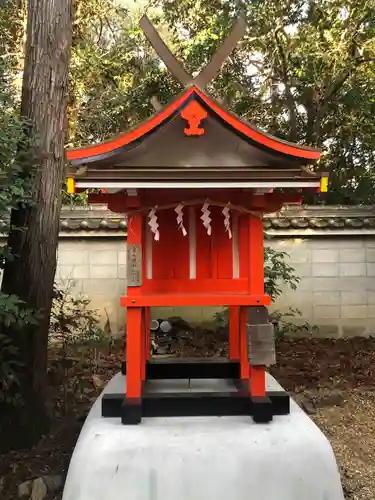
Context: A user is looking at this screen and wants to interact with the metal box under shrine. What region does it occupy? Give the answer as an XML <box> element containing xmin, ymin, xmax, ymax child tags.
<box><xmin>65</xmin><ymin>15</ymin><xmax>329</xmax><ymax>425</ymax></box>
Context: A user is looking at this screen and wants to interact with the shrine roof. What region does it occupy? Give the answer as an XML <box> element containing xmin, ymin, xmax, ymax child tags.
<box><xmin>66</xmin><ymin>86</ymin><xmax>321</xmax><ymax>168</ymax></box>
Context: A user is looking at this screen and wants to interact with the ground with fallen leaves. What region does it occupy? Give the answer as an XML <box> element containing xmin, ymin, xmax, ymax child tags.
<box><xmin>1</xmin><ymin>335</ymin><xmax>375</xmax><ymax>500</ymax></box>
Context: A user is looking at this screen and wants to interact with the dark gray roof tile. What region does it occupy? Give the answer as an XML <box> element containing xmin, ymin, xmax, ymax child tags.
<box><xmin>2</xmin><ymin>205</ymin><xmax>375</xmax><ymax>235</ymax></box>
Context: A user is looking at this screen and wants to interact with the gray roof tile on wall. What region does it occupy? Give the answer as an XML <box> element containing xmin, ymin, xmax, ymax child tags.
<box><xmin>2</xmin><ymin>205</ymin><xmax>375</xmax><ymax>236</ymax></box>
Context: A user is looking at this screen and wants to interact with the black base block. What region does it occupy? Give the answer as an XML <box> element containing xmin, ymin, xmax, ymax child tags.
<box><xmin>102</xmin><ymin>393</ymin><xmax>123</xmax><ymax>417</ymax></box>
<box><xmin>251</xmin><ymin>396</ymin><xmax>273</xmax><ymax>423</ymax></box>
<box><xmin>268</xmin><ymin>391</ymin><xmax>290</xmax><ymax>415</ymax></box>
<box><xmin>121</xmin><ymin>398</ymin><xmax>142</xmax><ymax>425</ymax></box>
<box><xmin>121</xmin><ymin>358</ymin><xmax>240</xmax><ymax>379</ymax></box>
<box><xmin>114</xmin><ymin>360</ymin><xmax>290</xmax><ymax>425</ymax></box>
<box><xmin>102</xmin><ymin>388</ymin><xmax>290</xmax><ymax>424</ymax></box>
<box><xmin>232</xmin><ymin>380</ymin><xmax>290</xmax><ymax>416</ymax></box>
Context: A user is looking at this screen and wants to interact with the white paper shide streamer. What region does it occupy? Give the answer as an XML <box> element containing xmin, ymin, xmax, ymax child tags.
<box><xmin>201</xmin><ymin>202</ymin><xmax>212</xmax><ymax>236</ymax></box>
<box><xmin>175</xmin><ymin>204</ymin><xmax>187</xmax><ymax>236</ymax></box>
<box><xmin>222</xmin><ymin>204</ymin><xmax>232</xmax><ymax>239</ymax></box>
<box><xmin>148</xmin><ymin>207</ymin><xmax>159</xmax><ymax>241</ymax></box>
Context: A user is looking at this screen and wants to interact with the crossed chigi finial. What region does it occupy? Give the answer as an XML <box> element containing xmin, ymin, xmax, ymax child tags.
<box><xmin>139</xmin><ymin>15</ymin><xmax>247</xmax><ymax>90</ymax></box>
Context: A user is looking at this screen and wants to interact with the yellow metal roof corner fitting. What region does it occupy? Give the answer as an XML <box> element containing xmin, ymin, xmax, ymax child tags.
<box><xmin>66</xmin><ymin>177</ymin><xmax>75</xmax><ymax>194</ymax></box>
<box><xmin>320</xmin><ymin>176</ymin><xmax>328</xmax><ymax>193</ymax></box>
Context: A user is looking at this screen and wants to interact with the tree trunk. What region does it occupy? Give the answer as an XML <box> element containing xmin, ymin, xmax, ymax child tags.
<box><xmin>0</xmin><ymin>0</ymin><xmax>73</xmax><ymax>450</ymax></box>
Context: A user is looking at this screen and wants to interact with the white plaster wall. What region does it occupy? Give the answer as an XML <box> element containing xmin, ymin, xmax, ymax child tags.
<box><xmin>268</xmin><ymin>237</ymin><xmax>375</xmax><ymax>337</ymax></box>
<box><xmin>55</xmin><ymin>236</ymin><xmax>375</xmax><ymax>337</ymax></box>
<box><xmin>55</xmin><ymin>238</ymin><xmax>127</xmax><ymax>334</ymax></box>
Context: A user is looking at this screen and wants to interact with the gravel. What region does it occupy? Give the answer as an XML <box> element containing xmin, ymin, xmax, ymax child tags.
<box><xmin>313</xmin><ymin>390</ymin><xmax>375</xmax><ymax>500</ymax></box>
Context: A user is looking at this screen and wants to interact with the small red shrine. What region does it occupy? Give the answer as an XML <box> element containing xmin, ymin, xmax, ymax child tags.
<box><xmin>65</xmin><ymin>16</ymin><xmax>328</xmax><ymax>424</ymax></box>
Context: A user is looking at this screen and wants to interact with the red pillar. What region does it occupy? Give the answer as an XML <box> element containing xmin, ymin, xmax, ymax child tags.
<box><xmin>248</xmin><ymin>214</ymin><xmax>266</xmax><ymax>397</ymax></box>
<box><xmin>229</xmin><ymin>306</ymin><xmax>240</xmax><ymax>360</ymax></box>
<box><xmin>248</xmin><ymin>214</ymin><xmax>264</xmax><ymax>295</ymax></box>
<box><xmin>239</xmin><ymin>306</ymin><xmax>249</xmax><ymax>381</ymax></box>
<box><xmin>126</xmin><ymin>308</ymin><xmax>142</xmax><ymax>398</ymax></box>
<box><xmin>144</xmin><ymin>307</ymin><xmax>151</xmax><ymax>361</ymax></box>
<box><xmin>249</xmin><ymin>365</ymin><xmax>266</xmax><ymax>397</ymax></box>
<box><xmin>141</xmin><ymin>308</ymin><xmax>146</xmax><ymax>381</ymax></box>
<box><xmin>126</xmin><ymin>214</ymin><xmax>144</xmax><ymax>400</ymax></box>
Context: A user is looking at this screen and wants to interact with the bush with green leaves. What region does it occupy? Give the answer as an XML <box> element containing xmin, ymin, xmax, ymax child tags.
<box><xmin>0</xmin><ymin>297</ymin><xmax>41</xmax><ymax>405</ymax></box>
<box><xmin>62</xmin><ymin>189</ymin><xmax>90</xmax><ymax>206</ymax></box>
<box><xmin>214</xmin><ymin>245</ymin><xmax>313</xmax><ymax>337</ymax></box>
<box><xmin>263</xmin><ymin>246</ymin><xmax>299</xmax><ymax>300</ymax></box>
<box><xmin>50</xmin><ymin>281</ymin><xmax>105</xmax><ymax>351</ymax></box>
<box><xmin>264</xmin><ymin>246</ymin><xmax>314</xmax><ymax>336</ymax></box>
<box><xmin>0</xmin><ymin>58</ymin><xmax>41</xmax><ymax>405</ymax></box>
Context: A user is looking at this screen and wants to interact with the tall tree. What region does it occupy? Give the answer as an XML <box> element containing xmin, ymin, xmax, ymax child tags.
<box><xmin>0</xmin><ymin>0</ymin><xmax>73</xmax><ymax>448</ymax></box>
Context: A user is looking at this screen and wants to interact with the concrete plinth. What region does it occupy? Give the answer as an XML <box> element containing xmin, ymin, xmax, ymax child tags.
<box><xmin>62</xmin><ymin>373</ymin><xmax>344</xmax><ymax>500</ymax></box>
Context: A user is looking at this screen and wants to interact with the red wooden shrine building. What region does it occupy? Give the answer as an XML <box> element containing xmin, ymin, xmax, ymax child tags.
<box><xmin>65</xmin><ymin>16</ymin><xmax>328</xmax><ymax>424</ymax></box>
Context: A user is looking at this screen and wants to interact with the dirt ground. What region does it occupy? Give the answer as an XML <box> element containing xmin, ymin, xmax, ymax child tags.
<box><xmin>1</xmin><ymin>336</ymin><xmax>375</xmax><ymax>500</ymax></box>
<box><xmin>271</xmin><ymin>338</ymin><xmax>375</xmax><ymax>500</ymax></box>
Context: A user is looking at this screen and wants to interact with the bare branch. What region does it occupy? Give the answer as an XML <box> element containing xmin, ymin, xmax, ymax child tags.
<box><xmin>96</xmin><ymin>18</ymin><xmax>103</xmax><ymax>45</ymax></box>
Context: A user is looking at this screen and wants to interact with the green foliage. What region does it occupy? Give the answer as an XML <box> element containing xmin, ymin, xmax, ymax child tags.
<box><xmin>264</xmin><ymin>246</ymin><xmax>316</xmax><ymax>337</ymax></box>
<box><xmin>214</xmin><ymin>244</ymin><xmax>311</xmax><ymax>337</ymax></box>
<box><xmin>0</xmin><ymin>334</ymin><xmax>22</xmax><ymax>405</ymax></box>
<box><xmin>0</xmin><ymin>102</ymin><xmax>34</xmax><ymax>224</ymax></box>
<box><xmin>68</xmin><ymin>0</ymin><xmax>180</xmax><ymax>146</ymax></box>
<box><xmin>269</xmin><ymin>308</ymin><xmax>315</xmax><ymax>338</ymax></box>
<box><xmin>0</xmin><ymin>296</ymin><xmax>42</xmax><ymax>405</ymax></box>
<box><xmin>0</xmin><ymin>294</ymin><xmax>40</xmax><ymax>329</ymax></box>
<box><xmin>264</xmin><ymin>246</ymin><xmax>299</xmax><ymax>301</ymax></box>
<box><xmin>0</xmin><ymin>53</ymin><xmax>40</xmax><ymax>404</ymax></box>
<box><xmin>50</xmin><ymin>281</ymin><xmax>105</xmax><ymax>350</ymax></box>
<box><xmin>62</xmin><ymin>190</ymin><xmax>90</xmax><ymax>207</ymax></box>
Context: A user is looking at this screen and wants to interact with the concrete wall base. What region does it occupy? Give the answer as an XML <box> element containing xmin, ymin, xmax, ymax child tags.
<box><xmin>62</xmin><ymin>373</ymin><xmax>344</xmax><ymax>500</ymax></box>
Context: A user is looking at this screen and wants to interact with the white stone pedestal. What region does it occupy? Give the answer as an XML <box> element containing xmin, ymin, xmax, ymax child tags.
<box><xmin>62</xmin><ymin>373</ymin><xmax>344</xmax><ymax>500</ymax></box>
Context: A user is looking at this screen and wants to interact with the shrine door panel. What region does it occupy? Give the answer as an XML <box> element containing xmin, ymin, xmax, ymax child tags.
<box><xmin>196</xmin><ymin>206</ymin><xmax>233</xmax><ymax>280</ymax></box>
<box><xmin>144</xmin><ymin>208</ymin><xmax>250</xmax><ymax>294</ymax></box>
<box><xmin>150</xmin><ymin>209</ymin><xmax>190</xmax><ymax>280</ymax></box>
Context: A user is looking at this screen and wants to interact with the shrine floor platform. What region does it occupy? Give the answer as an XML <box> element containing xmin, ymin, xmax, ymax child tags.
<box><xmin>62</xmin><ymin>373</ymin><xmax>344</xmax><ymax>500</ymax></box>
